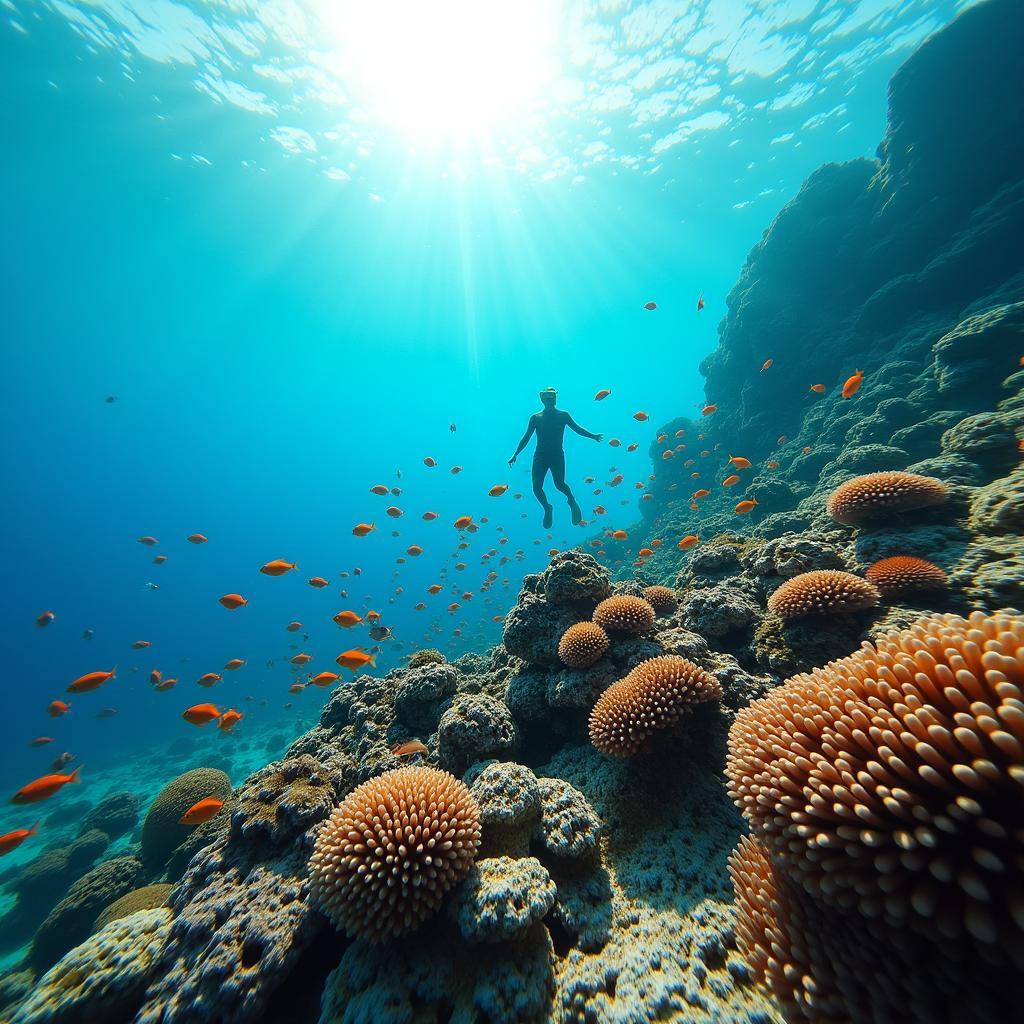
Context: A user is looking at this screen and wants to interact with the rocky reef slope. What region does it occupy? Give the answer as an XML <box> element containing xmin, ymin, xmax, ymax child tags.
<box><xmin>1</xmin><ymin>2</ymin><xmax>1022</xmax><ymax>1023</ymax></box>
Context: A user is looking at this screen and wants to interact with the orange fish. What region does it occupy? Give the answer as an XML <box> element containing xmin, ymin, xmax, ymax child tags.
<box><xmin>406</xmin><ymin>544</ymin><xmax>424</xmax><ymax>557</ymax></box>
<box><xmin>454</xmin><ymin>516</ymin><xmax>473</xmax><ymax>530</ymax></box>
<box><xmin>735</xmin><ymin>499</ymin><xmax>759</xmax><ymax>515</ymax></box>
<box><xmin>309</xmin><ymin>672</ymin><xmax>340</xmax><ymax>687</ymax></box>
<box><xmin>761</xmin><ymin>359</ymin><xmax>773</xmax><ymax>371</ymax></box>
<box><xmin>197</xmin><ymin>672</ymin><xmax>222</xmax><ymax>688</ymax></box>
<box><xmin>219</xmin><ymin>594</ymin><xmax>247</xmax><ymax>610</ymax></box>
<box><xmin>137</xmin><ymin>536</ymin><xmax>158</xmax><ymax>546</ymax></box>
<box><xmin>662</xmin><ymin>450</ymin><xmax>673</xmax><ymax>460</ymax></box>
<box><xmin>802</xmin><ymin>446</ymin><xmax>812</xmax><ymax>455</ymax></box>
<box><xmin>260</xmin><ymin>560</ymin><xmax>297</xmax><ymax>576</ymax></box>
<box><xmin>766</xmin><ymin>460</ymin><xmax>780</xmax><ymax>469</ymax></box>
<box><xmin>286</xmin><ymin>621</ymin><xmax>302</xmax><ymax>632</ymax></box>
<box><xmin>0</xmin><ymin>824</ymin><xmax>39</xmax><ymax>856</ymax></box>
<box><xmin>611</xmin><ymin>530</ymin><xmax>628</xmax><ymax>540</ymax></box>
<box><xmin>29</xmin><ymin>737</ymin><xmax>54</xmax><ymax>747</ymax></box>
<box><xmin>288</xmin><ymin>683</ymin><xmax>306</xmax><ymax>694</ymax></box>
<box><xmin>450</xmin><ymin>466</ymin><xmax>463</xmax><ymax>475</ymax></box>
<box><xmin>220</xmin><ymin>708</ymin><xmax>244</xmax><ymax>731</ymax></box>
<box><xmin>488</xmin><ymin>485</ymin><xmax>508</xmax><ymax>497</ymax></box>
<box><xmin>391</xmin><ymin>740</ymin><xmax>428</xmax><ymax>757</ymax></box>
<box><xmin>182</xmin><ymin>703</ymin><xmax>221</xmax><ymax>726</ymax></box>
<box><xmin>696</xmin><ymin>294</ymin><xmax>705</xmax><ymax>311</ymax></box>
<box><xmin>728</xmin><ymin>456</ymin><xmax>752</xmax><ymax>469</ymax></box>
<box><xmin>701</xmin><ymin>404</ymin><xmax>717</xmax><ymax>416</ymax></box>
<box><xmin>386</xmin><ymin>506</ymin><xmax>403</xmax><ymax>518</ymax></box>
<box><xmin>132</xmin><ymin>640</ymin><xmax>151</xmax><ymax>650</ymax></box>
<box><xmin>366</xmin><ymin>610</ymin><xmax>381</xmax><ymax>621</ymax></box>
<box><xmin>693</xmin><ymin>489</ymin><xmax>710</xmax><ymax>499</ymax></box>
<box><xmin>427</xmin><ymin>584</ymin><xmax>443</xmax><ymax>594</ymax></box>
<box><xmin>290</xmin><ymin>653</ymin><xmax>313</xmax><ymax>665</ymax></box>
<box><xmin>336</xmin><ymin>648</ymin><xmax>377</xmax><ymax>671</ymax></box>
<box><xmin>179</xmin><ymin>797</ymin><xmax>224</xmax><ymax>825</ymax></box>
<box><xmin>352</xmin><ymin>523</ymin><xmax>376</xmax><ymax>537</ymax></box>
<box><xmin>187</xmin><ymin>533</ymin><xmax>208</xmax><ymax>544</ymax></box>
<box><xmin>627</xmin><ymin>443</ymin><xmax>638</xmax><ymax>452</ymax></box>
<box><xmin>677</xmin><ymin>535</ymin><xmax>699</xmax><ymax>550</ymax></box>
<box><xmin>657</xmin><ymin>434</ymin><xmax>668</xmax><ymax>444</ymax></box>
<box><xmin>722</xmin><ymin>475</ymin><xmax>740</xmax><ymax>487</ymax></box>
<box><xmin>150</xmin><ymin>669</ymin><xmax>162</xmax><ymax>685</ymax></box>
<box><xmin>154</xmin><ymin>677</ymin><xmax>177</xmax><ymax>692</ymax></box>
<box><xmin>594</xmin><ymin>389</ymin><xmax>612</xmax><ymax>401</ymax></box>
<box><xmin>810</xmin><ymin>383</ymin><xmax>825</xmax><ymax>394</ymax></box>
<box><xmin>68</xmin><ymin>668</ymin><xmax>115</xmax><ymax>694</ymax></box>
<box><xmin>11</xmin><ymin>767</ymin><xmax>81</xmax><ymax>804</ymax></box>
<box><xmin>643</xmin><ymin>301</ymin><xmax>657</xmax><ymax>310</ymax></box>
<box><xmin>370</xmin><ymin>484</ymin><xmax>389</xmax><ymax>495</ymax></box>
<box><xmin>423</xmin><ymin>457</ymin><xmax>437</xmax><ymax>467</ymax></box>
<box><xmin>609</xmin><ymin>438</ymin><xmax>621</xmax><ymax>448</ymax></box>
<box><xmin>638</xmin><ymin>547</ymin><xmax>653</xmax><ymax>558</ymax></box>
<box><xmin>421</xmin><ymin>511</ymin><xmax>438</xmax><ymax>521</ymax></box>
<box><xmin>153</xmin><ymin>554</ymin><xmax>167</xmax><ymax>564</ymax></box>
<box><xmin>633</xmin><ymin>411</ymin><xmax>649</xmax><ymax>421</ymax></box>
<box><xmin>333</xmin><ymin>610</ymin><xmax>363</xmax><ymax>628</ymax></box>
<box><xmin>308</xmin><ymin>577</ymin><xmax>329</xmax><ymax>588</ymax></box>
<box><xmin>36</xmin><ymin>611</ymin><xmax>55</xmax><ymax>628</ymax></box>
<box><xmin>842</xmin><ymin>369</ymin><xmax>863</xmax><ymax>398</ymax></box>
<box><xmin>224</xmin><ymin>659</ymin><xmax>245</xmax><ymax>671</ymax></box>
<box><xmin>448</xmin><ymin>603</ymin><xmax>461</xmax><ymax>613</ymax></box>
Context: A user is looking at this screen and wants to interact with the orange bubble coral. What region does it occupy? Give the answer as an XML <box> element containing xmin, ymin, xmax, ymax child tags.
<box><xmin>641</xmin><ymin>585</ymin><xmax>678</xmax><ymax>616</ymax></box>
<box><xmin>557</xmin><ymin>621</ymin><xmax>610</xmax><ymax>669</ymax></box>
<box><xmin>767</xmin><ymin>570</ymin><xmax>879</xmax><ymax>620</ymax></box>
<box><xmin>826</xmin><ymin>471</ymin><xmax>948</xmax><ymax>525</ymax></box>
<box><xmin>864</xmin><ymin>555</ymin><xmax>948</xmax><ymax>596</ymax></box>
<box><xmin>592</xmin><ymin>595</ymin><xmax>656</xmax><ymax>636</ymax></box>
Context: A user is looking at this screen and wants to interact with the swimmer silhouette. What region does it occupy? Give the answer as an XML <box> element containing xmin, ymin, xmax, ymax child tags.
<box><xmin>509</xmin><ymin>388</ymin><xmax>603</xmax><ymax>529</ymax></box>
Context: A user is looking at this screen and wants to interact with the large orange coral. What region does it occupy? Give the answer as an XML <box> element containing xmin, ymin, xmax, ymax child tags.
<box><xmin>864</xmin><ymin>555</ymin><xmax>948</xmax><ymax>596</ymax></box>
<box><xmin>309</xmin><ymin>766</ymin><xmax>480</xmax><ymax>941</ymax></box>
<box><xmin>727</xmin><ymin>612</ymin><xmax>1024</xmax><ymax>963</ymax></box>
<box><xmin>589</xmin><ymin>655</ymin><xmax>721</xmax><ymax>756</ymax></box>
<box><xmin>592</xmin><ymin>595</ymin><xmax>656</xmax><ymax>635</ymax></box>
<box><xmin>558</xmin><ymin>621</ymin><xmax>610</xmax><ymax>669</ymax></box>
<box><xmin>826</xmin><ymin>471</ymin><xmax>948</xmax><ymax>525</ymax></box>
<box><xmin>766</xmin><ymin>569</ymin><xmax>879</xmax><ymax>620</ymax></box>
<box><xmin>642</xmin><ymin>585</ymin><xmax>679</xmax><ymax>616</ymax></box>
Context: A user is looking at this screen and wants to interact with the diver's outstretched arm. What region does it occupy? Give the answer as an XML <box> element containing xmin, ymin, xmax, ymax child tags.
<box><xmin>566</xmin><ymin>414</ymin><xmax>603</xmax><ymax>442</ymax></box>
<box><xmin>509</xmin><ymin>418</ymin><xmax>537</xmax><ymax>466</ymax></box>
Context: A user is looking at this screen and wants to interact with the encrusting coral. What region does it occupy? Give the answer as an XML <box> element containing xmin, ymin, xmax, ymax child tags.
<box><xmin>557</xmin><ymin>621</ymin><xmax>610</xmax><ymax>669</ymax></box>
<box><xmin>766</xmin><ymin>569</ymin><xmax>880</xmax><ymax>620</ymax></box>
<box><xmin>589</xmin><ymin>656</ymin><xmax>722</xmax><ymax>757</ymax></box>
<box><xmin>641</xmin><ymin>584</ymin><xmax>679</xmax><ymax>615</ymax></box>
<box><xmin>864</xmin><ymin>554</ymin><xmax>949</xmax><ymax>596</ymax></box>
<box><xmin>309</xmin><ymin>765</ymin><xmax>481</xmax><ymax>941</ymax></box>
<box><xmin>826</xmin><ymin>471</ymin><xmax>949</xmax><ymax>525</ymax></box>
<box><xmin>592</xmin><ymin>595</ymin><xmax>657</xmax><ymax>636</ymax></box>
<box><xmin>93</xmin><ymin>884</ymin><xmax>173</xmax><ymax>933</ymax></box>
<box><xmin>727</xmin><ymin>610</ymin><xmax>1024</xmax><ymax>1022</ymax></box>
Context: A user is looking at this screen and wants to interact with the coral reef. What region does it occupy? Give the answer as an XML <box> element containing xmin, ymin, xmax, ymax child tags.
<box><xmin>592</xmin><ymin>595</ymin><xmax>657</xmax><ymax>636</ymax></box>
<box><xmin>93</xmin><ymin>884</ymin><xmax>173</xmax><ymax>933</ymax></box>
<box><xmin>438</xmin><ymin>694</ymin><xmax>518</xmax><ymax>773</ymax></box>
<box><xmin>766</xmin><ymin>569</ymin><xmax>880</xmax><ymax>620</ymax></box>
<box><xmin>309</xmin><ymin>766</ymin><xmax>481</xmax><ymax>941</ymax></box>
<box><xmin>864</xmin><ymin>554</ymin><xmax>948</xmax><ymax>595</ymax></box>
<box><xmin>557</xmin><ymin>621</ymin><xmax>609</xmax><ymax>669</ymax></box>
<box><xmin>641</xmin><ymin>584</ymin><xmax>678</xmax><ymax>615</ymax></box>
<box><xmin>450</xmin><ymin>856</ymin><xmax>556</xmax><ymax>943</ymax></box>
<box><xmin>826</xmin><ymin>471</ymin><xmax>949</xmax><ymax>525</ymax></box>
<box><xmin>78</xmin><ymin>792</ymin><xmax>141</xmax><ymax>840</ymax></box>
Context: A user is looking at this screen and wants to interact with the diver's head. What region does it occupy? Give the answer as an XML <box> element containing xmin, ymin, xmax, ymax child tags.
<box><xmin>539</xmin><ymin>387</ymin><xmax>557</xmax><ymax>408</ymax></box>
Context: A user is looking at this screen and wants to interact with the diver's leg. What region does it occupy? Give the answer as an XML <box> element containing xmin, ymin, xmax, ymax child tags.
<box><xmin>532</xmin><ymin>454</ymin><xmax>554</xmax><ymax>529</ymax></box>
<box><xmin>550</xmin><ymin>453</ymin><xmax>582</xmax><ymax>525</ymax></box>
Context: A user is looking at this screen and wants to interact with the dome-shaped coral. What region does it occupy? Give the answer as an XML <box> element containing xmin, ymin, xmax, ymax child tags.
<box><xmin>592</xmin><ymin>595</ymin><xmax>656</xmax><ymax>636</ymax></box>
<box><xmin>408</xmin><ymin>648</ymin><xmax>447</xmax><ymax>669</ymax></box>
<box><xmin>309</xmin><ymin>766</ymin><xmax>480</xmax><ymax>942</ymax></box>
<box><xmin>864</xmin><ymin>555</ymin><xmax>948</xmax><ymax>596</ymax></box>
<box><xmin>589</xmin><ymin>655</ymin><xmax>722</xmax><ymax>757</ymax></box>
<box><xmin>826</xmin><ymin>471</ymin><xmax>948</xmax><ymax>525</ymax></box>
<box><xmin>557</xmin><ymin>621</ymin><xmax>610</xmax><ymax>668</ymax></box>
<box><xmin>642</xmin><ymin>585</ymin><xmax>678</xmax><ymax>616</ymax></box>
<box><xmin>727</xmin><ymin>611</ymin><xmax>1024</xmax><ymax>964</ymax></box>
<box><xmin>766</xmin><ymin>569</ymin><xmax>879</xmax><ymax>620</ymax></box>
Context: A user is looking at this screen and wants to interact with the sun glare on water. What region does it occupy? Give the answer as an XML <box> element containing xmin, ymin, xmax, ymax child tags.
<box><xmin>319</xmin><ymin>0</ymin><xmax>562</xmax><ymax>144</ymax></box>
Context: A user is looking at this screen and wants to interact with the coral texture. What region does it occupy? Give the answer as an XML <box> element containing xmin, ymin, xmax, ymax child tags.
<box><xmin>93</xmin><ymin>884</ymin><xmax>173</xmax><ymax>933</ymax></box>
<box><xmin>826</xmin><ymin>471</ymin><xmax>948</xmax><ymax>525</ymax></box>
<box><xmin>309</xmin><ymin>766</ymin><xmax>481</xmax><ymax>941</ymax></box>
<box><xmin>589</xmin><ymin>656</ymin><xmax>722</xmax><ymax>757</ymax></box>
<box><xmin>864</xmin><ymin>555</ymin><xmax>949</xmax><ymax>595</ymax></box>
<box><xmin>79</xmin><ymin>792</ymin><xmax>141</xmax><ymax>840</ymax></box>
<box><xmin>451</xmin><ymin>856</ymin><xmax>556</xmax><ymax>943</ymax></box>
<box><xmin>767</xmin><ymin>569</ymin><xmax>880</xmax><ymax>620</ymax></box>
<box><xmin>641</xmin><ymin>584</ymin><xmax>679</xmax><ymax>615</ymax></box>
<box><xmin>141</xmin><ymin>767</ymin><xmax>233</xmax><ymax>871</ymax></box>
<box><xmin>557</xmin><ymin>621</ymin><xmax>610</xmax><ymax>669</ymax></box>
<box><xmin>592</xmin><ymin>595</ymin><xmax>657</xmax><ymax>636</ymax></box>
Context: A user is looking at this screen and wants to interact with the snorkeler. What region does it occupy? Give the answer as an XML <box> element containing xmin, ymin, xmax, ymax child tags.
<box><xmin>508</xmin><ymin>387</ymin><xmax>603</xmax><ymax>528</ymax></box>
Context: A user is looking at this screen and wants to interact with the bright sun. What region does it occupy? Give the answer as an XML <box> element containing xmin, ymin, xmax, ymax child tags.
<box><xmin>319</xmin><ymin>0</ymin><xmax>561</xmax><ymax>143</ymax></box>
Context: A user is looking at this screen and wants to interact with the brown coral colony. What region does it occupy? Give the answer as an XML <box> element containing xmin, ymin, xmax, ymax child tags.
<box><xmin>592</xmin><ymin>595</ymin><xmax>656</xmax><ymax>635</ymax></box>
<box><xmin>558</xmin><ymin>621</ymin><xmax>610</xmax><ymax>668</ymax></box>
<box><xmin>826</xmin><ymin>470</ymin><xmax>948</xmax><ymax>525</ymax></box>
<box><xmin>767</xmin><ymin>569</ymin><xmax>879</xmax><ymax>620</ymax></box>
<box><xmin>309</xmin><ymin>766</ymin><xmax>480</xmax><ymax>942</ymax></box>
<box><xmin>642</xmin><ymin>585</ymin><xmax>679</xmax><ymax>615</ymax></box>
<box><xmin>864</xmin><ymin>555</ymin><xmax>948</xmax><ymax>596</ymax></box>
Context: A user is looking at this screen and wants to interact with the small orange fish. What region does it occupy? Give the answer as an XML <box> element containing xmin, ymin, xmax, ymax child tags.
<box><xmin>594</xmin><ymin>389</ymin><xmax>612</xmax><ymax>401</ymax></box>
<box><xmin>132</xmin><ymin>640</ymin><xmax>151</xmax><ymax>650</ymax></box>
<box><xmin>609</xmin><ymin>438</ymin><xmax>621</xmax><ymax>448</ymax></box>
<box><xmin>701</xmin><ymin>404</ymin><xmax>717</xmax><ymax>416</ymax></box>
<box><xmin>633</xmin><ymin>411</ymin><xmax>649</xmax><ymax>421</ymax></box>
<box><xmin>801</xmin><ymin>446</ymin><xmax>812</xmax><ymax>455</ymax></box>
<box><xmin>352</xmin><ymin>523</ymin><xmax>376</xmax><ymax>537</ymax></box>
<box><xmin>450</xmin><ymin>466</ymin><xmax>463</xmax><ymax>475</ymax></box>
<box><xmin>722</xmin><ymin>475</ymin><xmax>740</xmax><ymax>487</ymax></box>
<box><xmin>333</xmin><ymin>610</ymin><xmax>363</xmax><ymax>628</ymax></box>
<box><xmin>391</xmin><ymin>740</ymin><xmax>428</xmax><ymax>757</ymax></box>
<box><xmin>810</xmin><ymin>384</ymin><xmax>826</xmax><ymax>394</ymax></box>
<box><xmin>427</xmin><ymin>584</ymin><xmax>443</xmax><ymax>594</ymax></box>
<box><xmin>219</xmin><ymin>594</ymin><xmax>248</xmax><ymax>610</ymax></box>
<box><xmin>735</xmin><ymin>499</ymin><xmax>759</xmax><ymax>515</ymax></box>
<box><xmin>288</xmin><ymin>683</ymin><xmax>306</xmax><ymax>694</ymax></box>
<box><xmin>137</xmin><ymin>536</ymin><xmax>158</xmax><ymax>546</ymax></box>
<box><xmin>36</xmin><ymin>611</ymin><xmax>55</xmax><ymax>628</ymax></box>
<box><xmin>677</xmin><ymin>535</ymin><xmax>699</xmax><ymax>550</ymax></box>
<box><xmin>761</xmin><ymin>359</ymin><xmax>773</xmax><ymax>371</ymax></box>
<box><xmin>187</xmin><ymin>533</ymin><xmax>208</xmax><ymax>544</ymax></box>
<box><xmin>386</xmin><ymin>506</ymin><xmax>403</xmax><ymax>518</ymax></box>
<box><xmin>68</xmin><ymin>668</ymin><xmax>116</xmax><ymax>694</ymax></box>
<box><xmin>309</xmin><ymin>672</ymin><xmax>340</xmax><ymax>688</ymax></box>
<box><xmin>370</xmin><ymin>484</ymin><xmax>389</xmax><ymax>495</ymax></box>
<box><xmin>693</xmin><ymin>489</ymin><xmax>710</xmax><ymax>499</ymax></box>
<box><xmin>366</xmin><ymin>610</ymin><xmax>381</xmax><ymax>621</ymax></box>
<box><xmin>421</xmin><ymin>511</ymin><xmax>438</xmax><ymax>521</ymax></box>
<box><xmin>196</xmin><ymin>672</ymin><xmax>222</xmax><ymax>688</ymax></box>
<box><xmin>336</xmin><ymin>648</ymin><xmax>377</xmax><ymax>671</ymax></box>
<box><xmin>260</xmin><ymin>559</ymin><xmax>297</xmax><ymax>576</ymax></box>
<box><xmin>179</xmin><ymin>797</ymin><xmax>224</xmax><ymax>825</ymax></box>
<box><xmin>153</xmin><ymin>554</ymin><xmax>167</xmax><ymax>564</ymax></box>
<box><xmin>308</xmin><ymin>577</ymin><xmax>329</xmax><ymax>588</ymax></box>
<box><xmin>657</xmin><ymin>434</ymin><xmax>668</xmax><ymax>444</ymax></box>
<box><xmin>662</xmin><ymin>450</ymin><xmax>674</xmax><ymax>460</ymax></box>
<box><xmin>423</xmin><ymin>457</ymin><xmax>437</xmax><ymax>467</ymax></box>
<box><xmin>29</xmin><ymin>737</ymin><xmax>54</xmax><ymax>747</ymax></box>
<box><xmin>11</xmin><ymin>767</ymin><xmax>82</xmax><ymax>804</ymax></box>
<box><xmin>696</xmin><ymin>294</ymin><xmax>705</xmax><ymax>311</ymax></box>
<box><xmin>290</xmin><ymin>652</ymin><xmax>313</xmax><ymax>665</ymax></box>
<box><xmin>728</xmin><ymin>456</ymin><xmax>752</xmax><ymax>469</ymax></box>
<box><xmin>610</xmin><ymin>530</ymin><xmax>628</xmax><ymax>540</ymax></box>
<box><xmin>766</xmin><ymin>460</ymin><xmax>780</xmax><ymax>469</ymax></box>
<box><xmin>154</xmin><ymin>677</ymin><xmax>177</xmax><ymax>692</ymax></box>
<box><xmin>488</xmin><ymin>485</ymin><xmax>508</xmax><ymax>497</ymax></box>
<box><xmin>286</xmin><ymin>621</ymin><xmax>302</xmax><ymax>632</ymax></box>
<box><xmin>0</xmin><ymin>824</ymin><xmax>39</xmax><ymax>856</ymax></box>
<box><xmin>627</xmin><ymin>443</ymin><xmax>638</xmax><ymax>452</ymax></box>
<box><xmin>224</xmin><ymin>659</ymin><xmax>245</xmax><ymax>671</ymax></box>
<box><xmin>453</xmin><ymin>516</ymin><xmax>473</xmax><ymax>530</ymax></box>
<box><xmin>182</xmin><ymin>703</ymin><xmax>221</xmax><ymax>726</ymax></box>
<box><xmin>219</xmin><ymin>708</ymin><xmax>244</xmax><ymax>732</ymax></box>
<box><xmin>842</xmin><ymin>369</ymin><xmax>863</xmax><ymax>399</ymax></box>
<box><xmin>643</xmin><ymin>301</ymin><xmax>657</xmax><ymax>310</ymax></box>
<box><xmin>638</xmin><ymin>547</ymin><xmax>653</xmax><ymax>557</ymax></box>
<box><xmin>406</xmin><ymin>544</ymin><xmax>424</xmax><ymax>557</ymax></box>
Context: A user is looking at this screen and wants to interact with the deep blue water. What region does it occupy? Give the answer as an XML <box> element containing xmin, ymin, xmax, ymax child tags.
<box><xmin>0</xmin><ymin>0</ymin><xmax>972</xmax><ymax>795</ymax></box>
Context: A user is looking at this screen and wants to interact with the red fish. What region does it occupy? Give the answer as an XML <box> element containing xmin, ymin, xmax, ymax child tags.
<box><xmin>11</xmin><ymin>767</ymin><xmax>82</xmax><ymax>804</ymax></box>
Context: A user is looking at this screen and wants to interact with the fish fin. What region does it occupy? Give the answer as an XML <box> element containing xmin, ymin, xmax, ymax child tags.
<box><xmin>368</xmin><ymin>654</ymin><xmax>378</xmax><ymax>668</ymax></box>
<box><xmin>69</xmin><ymin>766</ymin><xmax>83</xmax><ymax>784</ymax></box>
<box><xmin>110</xmin><ymin>664</ymin><xmax>117</xmax><ymax>679</ymax></box>
<box><xmin>30</xmin><ymin>821</ymin><xmax>41</xmax><ymax>834</ymax></box>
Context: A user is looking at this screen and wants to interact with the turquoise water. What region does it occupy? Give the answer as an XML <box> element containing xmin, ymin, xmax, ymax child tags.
<box><xmin>0</xmin><ymin>0</ymin><xmax>982</xmax><ymax>1000</ymax></box>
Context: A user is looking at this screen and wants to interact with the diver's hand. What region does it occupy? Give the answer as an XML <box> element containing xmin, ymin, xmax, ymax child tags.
<box><xmin>593</xmin><ymin>434</ymin><xmax>604</xmax><ymax>443</ymax></box>
<box><xmin>508</xmin><ymin>455</ymin><xmax>517</xmax><ymax>467</ymax></box>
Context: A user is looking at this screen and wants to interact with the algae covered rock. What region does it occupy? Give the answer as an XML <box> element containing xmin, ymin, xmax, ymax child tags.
<box><xmin>681</xmin><ymin>584</ymin><xmax>760</xmax><ymax>640</ymax></box>
<box><xmin>12</xmin><ymin>909</ymin><xmax>172</xmax><ymax>1024</ymax></box>
<box><xmin>141</xmin><ymin>767</ymin><xmax>232</xmax><ymax>872</ymax></box>
<box><xmin>451</xmin><ymin>856</ymin><xmax>557</xmax><ymax>943</ymax></box>
<box><xmin>407</xmin><ymin>647</ymin><xmax>447</xmax><ymax>669</ymax></box>
<box><xmin>93</xmin><ymin>884</ymin><xmax>173</xmax><ymax>933</ymax></box>
<box><xmin>534</xmin><ymin>777</ymin><xmax>601</xmax><ymax>860</ymax></box>
<box><xmin>468</xmin><ymin>760</ymin><xmax>541</xmax><ymax>857</ymax></box>
<box><xmin>394</xmin><ymin>660</ymin><xmax>458</xmax><ymax>727</ymax></box>
<box><xmin>541</xmin><ymin>550</ymin><xmax>612</xmax><ymax>607</ymax></box>
<box><xmin>79</xmin><ymin>792</ymin><xmax>141</xmax><ymax>841</ymax></box>
<box><xmin>438</xmin><ymin>694</ymin><xmax>517</xmax><ymax>773</ymax></box>
<box><xmin>933</xmin><ymin>302</ymin><xmax>1024</xmax><ymax>396</ymax></box>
